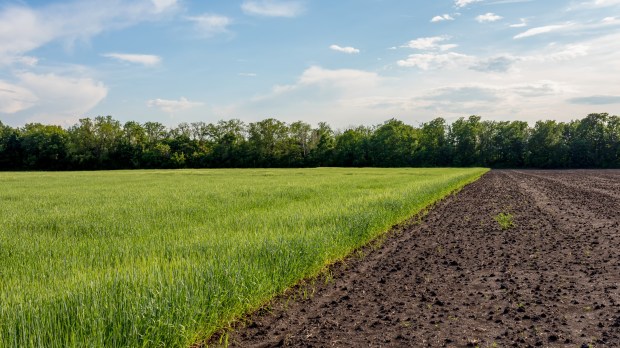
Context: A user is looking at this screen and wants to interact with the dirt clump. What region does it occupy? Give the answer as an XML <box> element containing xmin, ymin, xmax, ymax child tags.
<box><xmin>220</xmin><ymin>170</ymin><xmax>620</xmax><ymax>347</ymax></box>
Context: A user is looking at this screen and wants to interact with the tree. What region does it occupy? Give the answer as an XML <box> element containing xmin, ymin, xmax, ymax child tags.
<box><xmin>417</xmin><ymin>118</ymin><xmax>450</xmax><ymax>167</ymax></box>
<box><xmin>93</xmin><ymin>116</ymin><xmax>123</xmax><ymax>168</ymax></box>
<box><xmin>118</xmin><ymin>121</ymin><xmax>147</xmax><ymax>168</ymax></box>
<box><xmin>605</xmin><ymin>115</ymin><xmax>620</xmax><ymax>167</ymax></box>
<box><xmin>286</xmin><ymin>121</ymin><xmax>314</xmax><ymax>167</ymax></box>
<box><xmin>489</xmin><ymin>121</ymin><xmax>529</xmax><ymax>168</ymax></box>
<box><xmin>20</xmin><ymin>123</ymin><xmax>69</xmax><ymax>170</ymax></box>
<box><xmin>369</xmin><ymin>119</ymin><xmax>418</xmax><ymax>167</ymax></box>
<box><xmin>67</xmin><ymin>118</ymin><xmax>97</xmax><ymax>169</ymax></box>
<box><xmin>333</xmin><ymin>126</ymin><xmax>372</xmax><ymax>167</ymax></box>
<box><xmin>308</xmin><ymin>122</ymin><xmax>335</xmax><ymax>167</ymax></box>
<box><xmin>209</xmin><ymin>119</ymin><xmax>247</xmax><ymax>167</ymax></box>
<box><xmin>247</xmin><ymin>118</ymin><xmax>289</xmax><ymax>167</ymax></box>
<box><xmin>526</xmin><ymin>120</ymin><xmax>568</xmax><ymax>168</ymax></box>
<box><xmin>449</xmin><ymin>116</ymin><xmax>482</xmax><ymax>167</ymax></box>
<box><xmin>0</xmin><ymin>121</ymin><xmax>22</xmax><ymax>170</ymax></box>
<box><xmin>569</xmin><ymin>113</ymin><xmax>609</xmax><ymax>168</ymax></box>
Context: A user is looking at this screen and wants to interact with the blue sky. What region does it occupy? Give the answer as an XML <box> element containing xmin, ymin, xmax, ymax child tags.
<box><xmin>1</xmin><ymin>0</ymin><xmax>619</xmax><ymax>128</ymax></box>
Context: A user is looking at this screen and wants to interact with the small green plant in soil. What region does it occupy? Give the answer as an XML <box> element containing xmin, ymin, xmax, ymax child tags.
<box><xmin>494</xmin><ymin>212</ymin><xmax>515</xmax><ymax>230</ymax></box>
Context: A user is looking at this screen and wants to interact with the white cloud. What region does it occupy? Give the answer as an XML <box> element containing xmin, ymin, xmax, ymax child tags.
<box><xmin>102</xmin><ymin>53</ymin><xmax>161</xmax><ymax>66</ymax></box>
<box><xmin>252</xmin><ymin>66</ymin><xmax>382</xmax><ymax>102</ymax></box>
<box><xmin>147</xmin><ymin>97</ymin><xmax>204</xmax><ymax>114</ymax></box>
<box><xmin>602</xmin><ymin>16</ymin><xmax>617</xmax><ymax>23</ymax></box>
<box><xmin>431</xmin><ymin>14</ymin><xmax>455</xmax><ymax>22</ymax></box>
<box><xmin>151</xmin><ymin>0</ymin><xmax>178</xmax><ymax>13</ymax></box>
<box><xmin>455</xmin><ymin>0</ymin><xmax>483</xmax><ymax>7</ymax></box>
<box><xmin>241</xmin><ymin>0</ymin><xmax>305</xmax><ymax>18</ymax></box>
<box><xmin>402</xmin><ymin>36</ymin><xmax>458</xmax><ymax>51</ymax></box>
<box><xmin>12</xmin><ymin>72</ymin><xmax>108</xmax><ymax>120</ymax></box>
<box><xmin>186</xmin><ymin>14</ymin><xmax>232</xmax><ymax>37</ymax></box>
<box><xmin>523</xmin><ymin>44</ymin><xmax>589</xmax><ymax>62</ymax></box>
<box><xmin>18</xmin><ymin>72</ymin><xmax>108</xmax><ymax>116</ymax></box>
<box><xmin>238</xmin><ymin>72</ymin><xmax>258</xmax><ymax>77</ymax></box>
<box><xmin>329</xmin><ymin>44</ymin><xmax>360</xmax><ymax>54</ymax></box>
<box><xmin>476</xmin><ymin>13</ymin><xmax>503</xmax><ymax>23</ymax></box>
<box><xmin>295</xmin><ymin>66</ymin><xmax>380</xmax><ymax>89</ymax></box>
<box><xmin>568</xmin><ymin>95</ymin><xmax>620</xmax><ymax>104</ymax></box>
<box><xmin>509</xmin><ymin>18</ymin><xmax>528</xmax><ymax>27</ymax></box>
<box><xmin>0</xmin><ymin>1</ymin><xmax>178</xmax><ymax>66</ymax></box>
<box><xmin>513</xmin><ymin>24</ymin><xmax>572</xmax><ymax>39</ymax></box>
<box><xmin>510</xmin><ymin>81</ymin><xmax>562</xmax><ymax>97</ymax></box>
<box><xmin>470</xmin><ymin>56</ymin><xmax>517</xmax><ymax>72</ymax></box>
<box><xmin>397</xmin><ymin>52</ymin><xmax>473</xmax><ymax>70</ymax></box>
<box><xmin>589</xmin><ymin>0</ymin><xmax>620</xmax><ymax>7</ymax></box>
<box><xmin>0</xmin><ymin>81</ymin><xmax>38</xmax><ymax>114</ymax></box>
<box><xmin>0</xmin><ymin>6</ymin><xmax>55</xmax><ymax>62</ymax></box>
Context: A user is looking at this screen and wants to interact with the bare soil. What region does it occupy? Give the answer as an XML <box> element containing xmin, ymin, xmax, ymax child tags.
<box><xmin>219</xmin><ymin>170</ymin><xmax>620</xmax><ymax>347</ymax></box>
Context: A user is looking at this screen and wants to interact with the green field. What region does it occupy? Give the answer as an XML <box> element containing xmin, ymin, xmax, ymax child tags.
<box><xmin>0</xmin><ymin>168</ymin><xmax>487</xmax><ymax>347</ymax></box>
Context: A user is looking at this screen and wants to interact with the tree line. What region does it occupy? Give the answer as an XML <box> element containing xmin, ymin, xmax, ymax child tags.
<box><xmin>1</xmin><ymin>113</ymin><xmax>619</xmax><ymax>170</ymax></box>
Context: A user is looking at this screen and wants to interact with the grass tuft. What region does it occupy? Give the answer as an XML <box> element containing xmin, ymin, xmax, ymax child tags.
<box><xmin>494</xmin><ymin>212</ymin><xmax>515</xmax><ymax>230</ymax></box>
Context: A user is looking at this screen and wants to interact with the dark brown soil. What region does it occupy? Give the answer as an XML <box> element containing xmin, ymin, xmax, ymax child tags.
<box><xmin>219</xmin><ymin>170</ymin><xmax>620</xmax><ymax>347</ymax></box>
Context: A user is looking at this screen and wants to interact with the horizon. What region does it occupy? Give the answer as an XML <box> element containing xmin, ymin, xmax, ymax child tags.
<box><xmin>1</xmin><ymin>0</ymin><xmax>619</xmax><ymax>128</ymax></box>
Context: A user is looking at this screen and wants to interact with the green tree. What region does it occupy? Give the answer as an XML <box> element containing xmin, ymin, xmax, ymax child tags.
<box><xmin>247</xmin><ymin>118</ymin><xmax>289</xmax><ymax>167</ymax></box>
<box><xmin>0</xmin><ymin>121</ymin><xmax>22</xmax><ymax>170</ymax></box>
<box><xmin>308</xmin><ymin>122</ymin><xmax>335</xmax><ymax>166</ymax></box>
<box><xmin>417</xmin><ymin>118</ymin><xmax>450</xmax><ymax>166</ymax></box>
<box><xmin>20</xmin><ymin>123</ymin><xmax>69</xmax><ymax>170</ymax></box>
<box><xmin>118</xmin><ymin>121</ymin><xmax>147</xmax><ymax>168</ymax></box>
<box><xmin>369</xmin><ymin>119</ymin><xmax>418</xmax><ymax>167</ymax></box>
<box><xmin>333</xmin><ymin>126</ymin><xmax>372</xmax><ymax>167</ymax></box>
<box><xmin>67</xmin><ymin>118</ymin><xmax>97</xmax><ymax>169</ymax></box>
<box><xmin>449</xmin><ymin>115</ymin><xmax>482</xmax><ymax>167</ymax></box>
<box><xmin>606</xmin><ymin>115</ymin><xmax>620</xmax><ymax>167</ymax></box>
<box><xmin>526</xmin><ymin>120</ymin><xmax>568</xmax><ymax>168</ymax></box>
<box><xmin>489</xmin><ymin>121</ymin><xmax>529</xmax><ymax>168</ymax></box>
<box><xmin>93</xmin><ymin>116</ymin><xmax>123</xmax><ymax>168</ymax></box>
<box><xmin>569</xmin><ymin>113</ymin><xmax>609</xmax><ymax>167</ymax></box>
<box><xmin>209</xmin><ymin>119</ymin><xmax>247</xmax><ymax>167</ymax></box>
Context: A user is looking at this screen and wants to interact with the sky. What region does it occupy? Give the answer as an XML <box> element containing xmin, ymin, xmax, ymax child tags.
<box><xmin>0</xmin><ymin>0</ymin><xmax>619</xmax><ymax>129</ymax></box>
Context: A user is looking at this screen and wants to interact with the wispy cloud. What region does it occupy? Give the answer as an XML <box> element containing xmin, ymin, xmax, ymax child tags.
<box><xmin>0</xmin><ymin>1</ymin><xmax>178</xmax><ymax>66</ymax></box>
<box><xmin>455</xmin><ymin>0</ymin><xmax>483</xmax><ymax>8</ymax></box>
<box><xmin>3</xmin><ymin>72</ymin><xmax>108</xmax><ymax>121</ymax></box>
<box><xmin>241</xmin><ymin>0</ymin><xmax>305</xmax><ymax>18</ymax></box>
<box><xmin>147</xmin><ymin>97</ymin><xmax>204</xmax><ymax>114</ymax></box>
<box><xmin>509</xmin><ymin>18</ymin><xmax>528</xmax><ymax>27</ymax></box>
<box><xmin>470</xmin><ymin>56</ymin><xmax>517</xmax><ymax>72</ymax></box>
<box><xmin>431</xmin><ymin>14</ymin><xmax>455</xmax><ymax>22</ymax></box>
<box><xmin>586</xmin><ymin>0</ymin><xmax>620</xmax><ymax>7</ymax></box>
<box><xmin>151</xmin><ymin>0</ymin><xmax>178</xmax><ymax>13</ymax></box>
<box><xmin>514</xmin><ymin>24</ymin><xmax>573</xmax><ymax>39</ymax></box>
<box><xmin>330</xmin><ymin>44</ymin><xmax>360</xmax><ymax>54</ymax></box>
<box><xmin>401</xmin><ymin>36</ymin><xmax>458</xmax><ymax>51</ymax></box>
<box><xmin>102</xmin><ymin>53</ymin><xmax>161</xmax><ymax>66</ymax></box>
<box><xmin>186</xmin><ymin>14</ymin><xmax>232</xmax><ymax>37</ymax></box>
<box><xmin>397</xmin><ymin>52</ymin><xmax>473</xmax><ymax>70</ymax></box>
<box><xmin>0</xmin><ymin>81</ymin><xmax>38</xmax><ymax>114</ymax></box>
<box><xmin>568</xmin><ymin>95</ymin><xmax>620</xmax><ymax>104</ymax></box>
<box><xmin>476</xmin><ymin>13</ymin><xmax>503</xmax><ymax>23</ymax></box>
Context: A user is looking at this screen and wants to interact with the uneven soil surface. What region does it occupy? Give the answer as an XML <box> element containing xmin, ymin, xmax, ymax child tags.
<box><xmin>222</xmin><ymin>170</ymin><xmax>620</xmax><ymax>347</ymax></box>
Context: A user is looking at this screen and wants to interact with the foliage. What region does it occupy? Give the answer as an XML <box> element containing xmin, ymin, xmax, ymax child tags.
<box><xmin>1</xmin><ymin>113</ymin><xmax>620</xmax><ymax>170</ymax></box>
<box><xmin>0</xmin><ymin>168</ymin><xmax>487</xmax><ymax>347</ymax></box>
<box><xmin>494</xmin><ymin>212</ymin><xmax>515</xmax><ymax>230</ymax></box>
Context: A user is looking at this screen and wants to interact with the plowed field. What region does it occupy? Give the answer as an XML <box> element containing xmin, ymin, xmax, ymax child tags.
<box><xmin>226</xmin><ymin>170</ymin><xmax>620</xmax><ymax>347</ymax></box>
